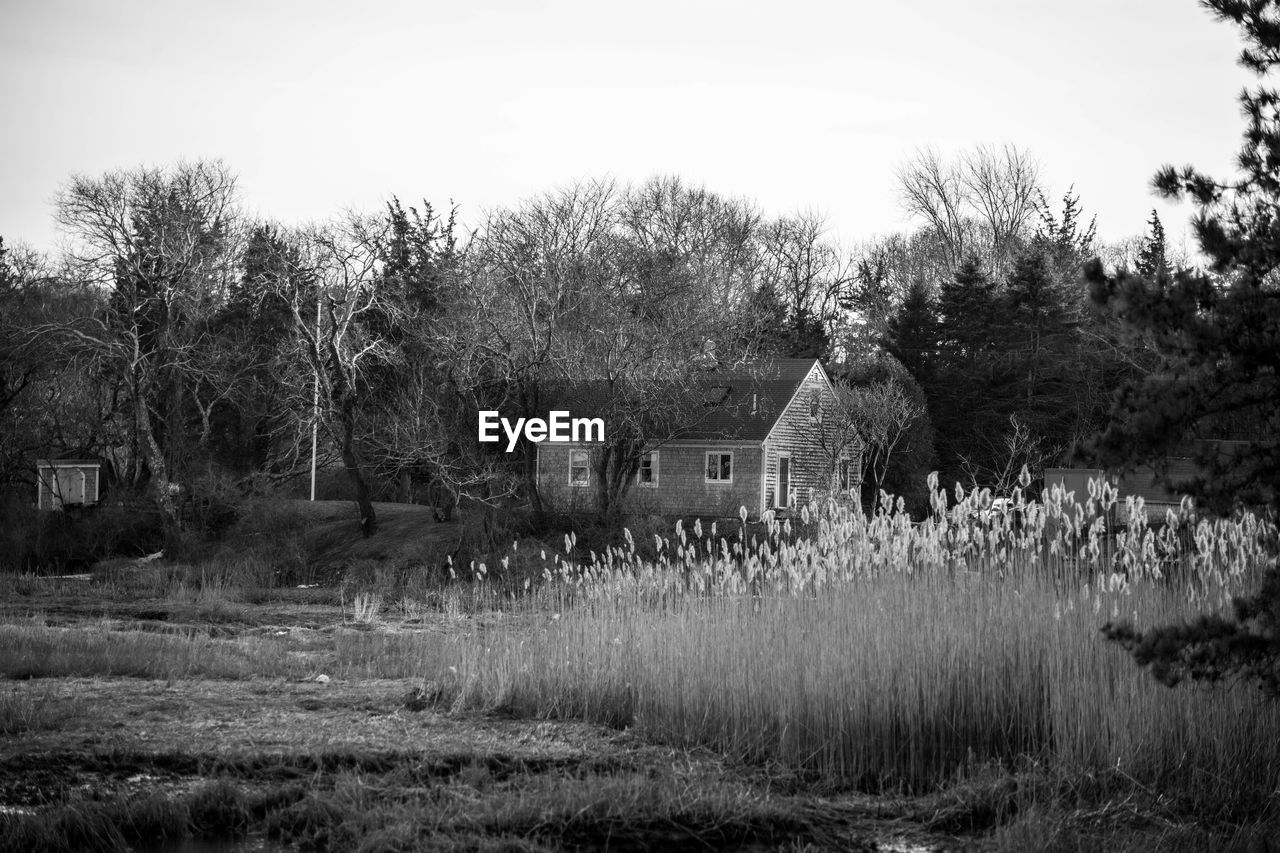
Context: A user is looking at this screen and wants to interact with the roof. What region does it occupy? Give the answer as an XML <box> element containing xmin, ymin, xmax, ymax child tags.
<box><xmin>36</xmin><ymin>459</ymin><xmax>101</xmax><ymax>467</ymax></box>
<box><xmin>548</xmin><ymin>357</ymin><xmax>826</xmax><ymax>444</ymax></box>
<box><xmin>670</xmin><ymin>357</ymin><xmax>824</xmax><ymax>442</ymax></box>
<box><xmin>1114</xmin><ymin>440</ymin><xmax>1253</xmax><ymax>505</ymax></box>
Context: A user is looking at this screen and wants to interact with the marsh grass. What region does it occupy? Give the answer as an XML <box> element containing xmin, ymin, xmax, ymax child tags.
<box><xmin>350</xmin><ymin>591</ymin><xmax>382</xmax><ymax>624</ymax></box>
<box><xmin>433</xmin><ymin>477</ymin><xmax>1280</xmax><ymax>817</ymax></box>
<box><xmin>0</xmin><ymin>781</ymin><xmax>261</xmax><ymax>853</ymax></box>
<box><xmin>1</xmin><ymin>761</ymin><xmax>853</xmax><ymax>853</ymax></box>
<box><xmin>0</xmin><ymin>623</ymin><xmax>305</xmax><ymax>680</ymax></box>
<box><xmin>0</xmin><ymin>685</ymin><xmax>86</xmax><ymax>735</ymax></box>
<box><xmin>0</xmin><ymin>618</ymin><xmax>462</xmax><ymax>681</ymax></box>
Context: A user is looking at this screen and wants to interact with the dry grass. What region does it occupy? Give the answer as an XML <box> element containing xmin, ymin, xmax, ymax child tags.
<box><xmin>431</xmin><ymin>478</ymin><xmax>1280</xmax><ymax>818</ymax></box>
<box><xmin>0</xmin><ymin>684</ymin><xmax>86</xmax><ymax>735</ymax></box>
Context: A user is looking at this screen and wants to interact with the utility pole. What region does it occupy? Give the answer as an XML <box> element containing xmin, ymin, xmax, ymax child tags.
<box><xmin>310</xmin><ymin>289</ymin><xmax>321</xmax><ymax>501</ymax></box>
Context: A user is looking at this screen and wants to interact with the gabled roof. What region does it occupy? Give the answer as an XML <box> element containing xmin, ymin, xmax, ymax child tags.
<box><xmin>546</xmin><ymin>357</ymin><xmax>828</xmax><ymax>444</ymax></box>
<box><xmin>673</xmin><ymin>357</ymin><xmax>824</xmax><ymax>442</ymax></box>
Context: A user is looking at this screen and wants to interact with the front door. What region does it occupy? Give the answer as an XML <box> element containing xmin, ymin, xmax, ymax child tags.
<box><xmin>777</xmin><ymin>456</ymin><xmax>791</xmax><ymax>509</ymax></box>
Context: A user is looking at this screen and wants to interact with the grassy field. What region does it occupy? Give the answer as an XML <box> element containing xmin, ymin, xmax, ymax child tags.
<box><xmin>1</xmin><ymin>487</ymin><xmax>1278</xmax><ymax>851</ymax></box>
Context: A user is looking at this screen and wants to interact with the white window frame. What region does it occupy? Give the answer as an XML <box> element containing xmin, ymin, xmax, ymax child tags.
<box><xmin>838</xmin><ymin>457</ymin><xmax>854</xmax><ymax>493</ymax></box>
<box><xmin>776</xmin><ymin>452</ymin><xmax>792</xmax><ymax>508</ymax></box>
<box><xmin>637</xmin><ymin>450</ymin><xmax>659</xmax><ymax>488</ymax></box>
<box><xmin>568</xmin><ymin>449</ymin><xmax>590</xmax><ymax>487</ymax></box>
<box><xmin>705</xmin><ymin>451</ymin><xmax>734</xmax><ymax>484</ymax></box>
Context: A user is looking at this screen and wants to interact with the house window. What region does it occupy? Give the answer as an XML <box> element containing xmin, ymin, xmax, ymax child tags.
<box><xmin>705</xmin><ymin>451</ymin><xmax>733</xmax><ymax>483</ymax></box>
<box><xmin>839</xmin><ymin>458</ymin><xmax>854</xmax><ymax>492</ymax></box>
<box><xmin>638</xmin><ymin>451</ymin><xmax>658</xmax><ymax>487</ymax></box>
<box><xmin>568</xmin><ymin>449</ymin><xmax>590</xmax><ymax>486</ymax></box>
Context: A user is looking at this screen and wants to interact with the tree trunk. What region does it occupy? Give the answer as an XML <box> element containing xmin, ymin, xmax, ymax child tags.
<box><xmin>521</xmin><ymin>385</ymin><xmax>544</xmax><ymax>514</ymax></box>
<box><xmin>338</xmin><ymin>395</ymin><xmax>377</xmax><ymax>537</ymax></box>
<box><xmin>595</xmin><ymin>440</ymin><xmax>641</xmax><ymax>524</ymax></box>
<box><xmin>135</xmin><ymin>391</ymin><xmax>179</xmax><ymax>527</ymax></box>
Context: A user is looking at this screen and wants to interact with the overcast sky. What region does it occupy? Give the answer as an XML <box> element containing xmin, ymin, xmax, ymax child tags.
<box><xmin>0</xmin><ymin>0</ymin><xmax>1256</xmax><ymax>256</ymax></box>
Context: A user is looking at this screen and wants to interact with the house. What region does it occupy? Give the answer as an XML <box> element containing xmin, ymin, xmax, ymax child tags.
<box><xmin>535</xmin><ymin>357</ymin><xmax>861</xmax><ymax>519</ymax></box>
<box><xmin>1045</xmin><ymin>441</ymin><xmax>1249</xmax><ymax>527</ymax></box>
<box><xmin>36</xmin><ymin>459</ymin><xmax>102</xmax><ymax>511</ymax></box>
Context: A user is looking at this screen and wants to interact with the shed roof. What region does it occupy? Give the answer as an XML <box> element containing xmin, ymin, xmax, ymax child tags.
<box><xmin>1114</xmin><ymin>440</ymin><xmax>1254</xmax><ymax>505</ymax></box>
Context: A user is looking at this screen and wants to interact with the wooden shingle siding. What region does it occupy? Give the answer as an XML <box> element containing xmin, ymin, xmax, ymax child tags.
<box><xmin>762</xmin><ymin>363</ymin><xmax>861</xmax><ymax>511</ymax></box>
<box><xmin>538</xmin><ymin>443</ymin><xmax>764</xmax><ymax>517</ymax></box>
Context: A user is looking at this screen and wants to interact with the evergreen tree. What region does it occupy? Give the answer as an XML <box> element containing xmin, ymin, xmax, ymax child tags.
<box><xmin>996</xmin><ymin>248</ymin><xmax>1077</xmax><ymax>448</ymax></box>
<box><xmin>937</xmin><ymin>256</ymin><xmax>999</xmax><ymax>369</ymax></box>
<box><xmin>380</xmin><ymin>197</ymin><xmax>458</xmax><ymax>318</ymax></box>
<box><xmin>1091</xmin><ymin>0</ymin><xmax>1280</xmax><ymax>699</ymax></box>
<box><xmin>1032</xmin><ymin>188</ymin><xmax>1097</xmax><ymax>277</ymax></box>
<box><xmin>1084</xmin><ymin>3</ymin><xmax>1280</xmax><ymax>516</ymax></box>
<box><xmin>929</xmin><ymin>258</ymin><xmax>1009</xmax><ymax>490</ymax></box>
<box><xmin>744</xmin><ymin>282</ymin><xmax>832</xmax><ymax>360</ymax></box>
<box><xmin>881</xmin><ymin>278</ymin><xmax>937</xmax><ymax>385</ymax></box>
<box><xmin>1134</xmin><ymin>209</ymin><xmax>1169</xmax><ymax>278</ymax></box>
<box><xmin>742</xmin><ymin>282</ymin><xmax>794</xmax><ymax>357</ymax></box>
<box><xmin>208</xmin><ymin>225</ymin><xmax>305</xmax><ymax>475</ymax></box>
<box><xmin>785</xmin><ymin>304</ymin><xmax>831</xmax><ymax>360</ymax></box>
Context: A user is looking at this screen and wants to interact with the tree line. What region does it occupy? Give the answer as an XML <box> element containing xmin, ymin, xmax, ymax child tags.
<box><xmin>0</xmin><ymin>136</ymin><xmax>1266</xmax><ymax>540</ymax></box>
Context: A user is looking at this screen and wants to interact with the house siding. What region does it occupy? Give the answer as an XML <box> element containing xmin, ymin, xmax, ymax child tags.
<box><xmin>762</xmin><ymin>363</ymin><xmax>862</xmax><ymax>511</ymax></box>
<box><xmin>538</xmin><ymin>442</ymin><xmax>764</xmax><ymax>518</ymax></box>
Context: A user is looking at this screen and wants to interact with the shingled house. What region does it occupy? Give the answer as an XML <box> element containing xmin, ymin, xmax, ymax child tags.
<box><xmin>535</xmin><ymin>357</ymin><xmax>861</xmax><ymax>519</ymax></box>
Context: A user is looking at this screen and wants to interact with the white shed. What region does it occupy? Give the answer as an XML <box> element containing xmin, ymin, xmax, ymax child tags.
<box><xmin>36</xmin><ymin>459</ymin><xmax>101</xmax><ymax>510</ymax></box>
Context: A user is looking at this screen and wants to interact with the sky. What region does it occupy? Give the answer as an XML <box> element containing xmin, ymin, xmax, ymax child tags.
<box><xmin>0</xmin><ymin>0</ymin><xmax>1258</xmax><ymax>257</ymax></box>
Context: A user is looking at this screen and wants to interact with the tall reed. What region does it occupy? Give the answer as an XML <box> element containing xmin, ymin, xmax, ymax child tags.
<box><xmin>438</xmin><ymin>476</ymin><xmax>1280</xmax><ymax>810</ymax></box>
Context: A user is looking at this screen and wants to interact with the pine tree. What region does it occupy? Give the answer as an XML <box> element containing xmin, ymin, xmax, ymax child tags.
<box><xmin>741</xmin><ymin>282</ymin><xmax>793</xmax><ymax>356</ymax></box>
<box><xmin>937</xmin><ymin>256</ymin><xmax>999</xmax><ymax>369</ymax></box>
<box><xmin>1085</xmin><ymin>2</ymin><xmax>1280</xmax><ymax>516</ymax></box>
<box><xmin>997</xmin><ymin>249</ymin><xmax>1077</xmax><ymax>447</ymax></box>
<box><xmin>1134</xmin><ymin>209</ymin><xmax>1169</xmax><ymax>278</ymax></box>
<box><xmin>928</xmin><ymin>258</ymin><xmax>1010</xmax><ymax>489</ymax></box>
<box><xmin>1091</xmin><ymin>0</ymin><xmax>1280</xmax><ymax>699</ymax></box>
<box><xmin>1033</xmin><ymin>187</ymin><xmax>1098</xmax><ymax>277</ymax></box>
<box><xmin>881</xmin><ymin>279</ymin><xmax>937</xmax><ymax>385</ymax></box>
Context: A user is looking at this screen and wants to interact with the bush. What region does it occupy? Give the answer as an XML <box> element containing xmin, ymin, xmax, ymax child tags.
<box><xmin>0</xmin><ymin>492</ymin><xmax>166</xmax><ymax>572</ymax></box>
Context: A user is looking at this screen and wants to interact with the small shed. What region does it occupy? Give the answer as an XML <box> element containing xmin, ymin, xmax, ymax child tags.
<box><xmin>36</xmin><ymin>459</ymin><xmax>101</xmax><ymax>510</ymax></box>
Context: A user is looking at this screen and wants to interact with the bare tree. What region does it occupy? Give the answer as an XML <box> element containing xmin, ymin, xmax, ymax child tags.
<box><xmin>619</xmin><ymin>175</ymin><xmax>762</xmax><ymax>308</ymax></box>
<box><xmin>836</xmin><ymin>379</ymin><xmax>926</xmax><ymax>504</ymax></box>
<box><xmin>266</xmin><ymin>212</ymin><xmax>401</xmax><ymax>536</ymax></box>
<box><xmin>897</xmin><ymin>145</ymin><xmax>1042</xmax><ymax>274</ymax></box>
<box><xmin>466</xmin><ymin>177</ymin><xmax>759</xmax><ymax>520</ymax></box>
<box><xmin>48</xmin><ymin>160</ymin><xmax>241</xmax><ymax>525</ymax></box>
<box><xmin>841</xmin><ymin>229</ymin><xmax>953</xmax><ymax>352</ymax></box>
<box><xmin>757</xmin><ymin>212</ymin><xmax>854</xmax><ymax>347</ymax></box>
<box><xmin>959</xmin><ymin>413</ymin><xmax>1059</xmax><ymax>495</ymax></box>
<box><xmin>962</xmin><ymin>145</ymin><xmax>1041</xmax><ymax>271</ymax></box>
